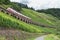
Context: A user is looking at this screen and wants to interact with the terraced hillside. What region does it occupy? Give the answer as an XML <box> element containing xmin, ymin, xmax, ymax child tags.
<box><xmin>0</xmin><ymin>11</ymin><xmax>58</xmax><ymax>33</ymax></box>
<box><xmin>21</xmin><ymin>8</ymin><xmax>60</xmax><ymax>28</ymax></box>
<box><xmin>0</xmin><ymin>4</ymin><xmax>60</xmax><ymax>40</ymax></box>
<box><xmin>0</xmin><ymin>0</ymin><xmax>60</xmax><ymax>40</ymax></box>
<box><xmin>0</xmin><ymin>10</ymin><xmax>59</xmax><ymax>40</ymax></box>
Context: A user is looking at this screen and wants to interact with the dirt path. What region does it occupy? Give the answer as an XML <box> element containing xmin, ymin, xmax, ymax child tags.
<box><xmin>35</xmin><ymin>35</ymin><xmax>47</xmax><ymax>40</ymax></box>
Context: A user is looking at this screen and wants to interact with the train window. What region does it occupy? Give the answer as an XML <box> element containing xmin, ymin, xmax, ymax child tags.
<box><xmin>26</xmin><ymin>21</ymin><xmax>28</xmax><ymax>23</ymax></box>
<box><xmin>21</xmin><ymin>19</ymin><xmax>22</xmax><ymax>21</ymax></box>
<box><xmin>6</xmin><ymin>12</ymin><xmax>8</xmax><ymax>14</ymax></box>
<box><xmin>18</xmin><ymin>17</ymin><xmax>19</xmax><ymax>19</ymax></box>
<box><xmin>1</xmin><ymin>10</ymin><xmax>4</xmax><ymax>13</ymax></box>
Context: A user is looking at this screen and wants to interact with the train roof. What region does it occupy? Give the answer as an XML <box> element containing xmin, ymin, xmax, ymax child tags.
<box><xmin>7</xmin><ymin>8</ymin><xmax>31</xmax><ymax>19</ymax></box>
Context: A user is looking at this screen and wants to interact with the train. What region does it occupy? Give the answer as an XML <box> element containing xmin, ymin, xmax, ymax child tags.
<box><xmin>6</xmin><ymin>8</ymin><xmax>33</xmax><ymax>24</ymax></box>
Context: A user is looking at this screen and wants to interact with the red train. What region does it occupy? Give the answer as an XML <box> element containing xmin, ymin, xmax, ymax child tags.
<box><xmin>6</xmin><ymin>8</ymin><xmax>32</xmax><ymax>24</ymax></box>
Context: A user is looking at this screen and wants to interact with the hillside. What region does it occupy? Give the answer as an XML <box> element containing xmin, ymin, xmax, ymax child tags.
<box><xmin>0</xmin><ymin>10</ymin><xmax>59</xmax><ymax>40</ymax></box>
<box><xmin>21</xmin><ymin>8</ymin><xmax>60</xmax><ymax>28</ymax></box>
<box><xmin>0</xmin><ymin>0</ymin><xmax>60</xmax><ymax>40</ymax></box>
<box><xmin>37</xmin><ymin>8</ymin><xmax>60</xmax><ymax>19</ymax></box>
<box><xmin>0</xmin><ymin>7</ymin><xmax>60</xmax><ymax>39</ymax></box>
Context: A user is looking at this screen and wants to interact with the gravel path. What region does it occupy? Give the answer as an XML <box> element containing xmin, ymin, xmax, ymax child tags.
<box><xmin>35</xmin><ymin>35</ymin><xmax>46</xmax><ymax>40</ymax></box>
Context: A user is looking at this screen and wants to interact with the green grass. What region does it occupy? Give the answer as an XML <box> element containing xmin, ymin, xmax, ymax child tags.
<box><xmin>0</xmin><ymin>12</ymin><xmax>57</xmax><ymax>33</ymax></box>
<box><xmin>21</xmin><ymin>8</ymin><xmax>60</xmax><ymax>27</ymax></box>
<box><xmin>44</xmin><ymin>34</ymin><xmax>60</xmax><ymax>40</ymax></box>
<box><xmin>0</xmin><ymin>4</ymin><xmax>60</xmax><ymax>40</ymax></box>
<box><xmin>0</xmin><ymin>11</ymin><xmax>58</xmax><ymax>40</ymax></box>
<box><xmin>27</xmin><ymin>38</ymin><xmax>34</xmax><ymax>40</ymax></box>
<box><xmin>0</xmin><ymin>12</ymin><xmax>57</xmax><ymax>34</ymax></box>
<box><xmin>0</xmin><ymin>36</ymin><xmax>6</xmax><ymax>40</ymax></box>
<box><xmin>0</xmin><ymin>4</ymin><xmax>11</xmax><ymax>9</ymax></box>
<box><xmin>0</xmin><ymin>12</ymin><xmax>42</xmax><ymax>33</ymax></box>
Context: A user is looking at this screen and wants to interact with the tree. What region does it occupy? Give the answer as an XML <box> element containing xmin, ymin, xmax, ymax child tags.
<box><xmin>0</xmin><ymin>0</ymin><xmax>10</xmax><ymax>5</ymax></box>
<box><xmin>36</xmin><ymin>8</ymin><xmax>60</xmax><ymax>19</ymax></box>
<box><xmin>11</xmin><ymin>3</ymin><xmax>22</xmax><ymax>12</ymax></box>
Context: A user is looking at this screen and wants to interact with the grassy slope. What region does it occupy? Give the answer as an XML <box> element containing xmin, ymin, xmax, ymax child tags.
<box><xmin>21</xmin><ymin>8</ymin><xmax>60</xmax><ymax>34</ymax></box>
<box><xmin>0</xmin><ymin>4</ymin><xmax>60</xmax><ymax>40</ymax></box>
<box><xmin>44</xmin><ymin>34</ymin><xmax>60</xmax><ymax>40</ymax></box>
<box><xmin>0</xmin><ymin>12</ymin><xmax>57</xmax><ymax>33</ymax></box>
<box><xmin>0</xmin><ymin>11</ymin><xmax>58</xmax><ymax>40</ymax></box>
<box><xmin>21</xmin><ymin>8</ymin><xmax>60</xmax><ymax>27</ymax></box>
<box><xmin>21</xmin><ymin>8</ymin><xmax>60</xmax><ymax>39</ymax></box>
<box><xmin>0</xmin><ymin>12</ymin><xmax>42</xmax><ymax>33</ymax></box>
